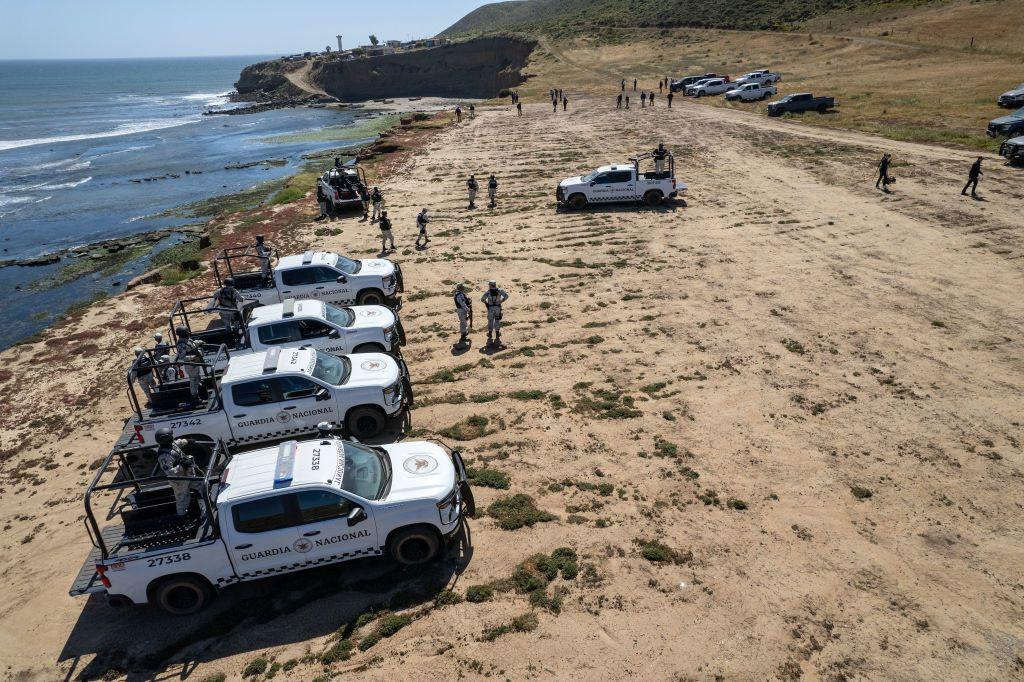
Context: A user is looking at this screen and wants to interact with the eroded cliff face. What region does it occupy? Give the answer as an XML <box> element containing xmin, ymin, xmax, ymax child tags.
<box><xmin>234</xmin><ymin>61</ymin><xmax>306</xmax><ymax>100</ymax></box>
<box><xmin>308</xmin><ymin>37</ymin><xmax>535</xmax><ymax>101</ymax></box>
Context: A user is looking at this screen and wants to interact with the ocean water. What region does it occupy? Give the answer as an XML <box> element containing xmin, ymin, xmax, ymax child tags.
<box><xmin>0</xmin><ymin>57</ymin><xmax>374</xmax><ymax>349</ymax></box>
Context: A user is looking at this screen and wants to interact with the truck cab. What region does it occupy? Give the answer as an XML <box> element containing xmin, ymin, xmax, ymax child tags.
<box><xmin>999</xmin><ymin>135</ymin><xmax>1024</xmax><ymax>165</ymax></box>
<box><xmin>214</xmin><ymin>247</ymin><xmax>404</xmax><ymax>308</ymax></box>
<box><xmin>725</xmin><ymin>82</ymin><xmax>777</xmax><ymax>102</ymax></box>
<box><xmin>556</xmin><ymin>149</ymin><xmax>687</xmax><ymax>210</ymax></box>
<box><xmin>71</xmin><ymin>433</ymin><xmax>473</xmax><ymax>615</ymax></box>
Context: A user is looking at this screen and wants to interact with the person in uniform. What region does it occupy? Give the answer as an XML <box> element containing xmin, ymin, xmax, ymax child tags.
<box><xmin>562</xmin><ymin>95</ymin><xmax>568</xmax><ymax>111</ymax></box>
<box><xmin>517</xmin><ymin>101</ymin><xmax>523</xmax><ymax>117</ymax></box>
<box><xmin>158</xmin><ymin>354</ymin><xmax>177</xmax><ymax>383</ymax></box>
<box><xmin>210</xmin><ymin>276</ymin><xmax>244</xmax><ymax>332</ymax></box>
<box><xmin>469</xmin><ymin>103</ymin><xmax>476</xmax><ymax>120</ymax></box>
<box><xmin>467</xmin><ymin>174</ymin><xmax>478</xmax><ymax>209</ymax></box>
<box><xmin>174</xmin><ymin>326</ymin><xmax>205</xmax><ymax>400</ymax></box>
<box><xmin>131</xmin><ymin>347</ymin><xmax>156</xmax><ymax>403</ymax></box>
<box><xmin>370</xmin><ymin>186</ymin><xmax>384</xmax><ymax>221</ymax></box>
<box><xmin>378</xmin><ymin>211</ymin><xmax>395</xmax><ymax>252</ymax></box>
<box><xmin>454</xmin><ymin>283</ymin><xmax>472</xmax><ymax>348</ymax></box>
<box><xmin>649</xmin><ymin>92</ymin><xmax>655</xmax><ymax>107</ymax></box>
<box><xmin>617</xmin><ymin>93</ymin><xmax>623</xmax><ymax>109</ymax></box>
<box><xmin>653</xmin><ymin>143</ymin><xmax>668</xmax><ymax>173</ymax></box>
<box><xmin>455</xmin><ymin>105</ymin><xmax>462</xmax><ymax>123</ymax></box>
<box><xmin>316</xmin><ymin>183</ymin><xmax>329</xmax><ymax>220</ymax></box>
<box><xmin>480</xmin><ymin>280</ymin><xmax>509</xmax><ymax>348</ymax></box>
<box><xmin>876</xmin><ymin>153</ymin><xmax>892</xmax><ymax>192</ymax></box>
<box><xmin>487</xmin><ymin>174</ymin><xmax>498</xmax><ymax>207</ymax></box>
<box><xmin>962</xmin><ymin>157</ymin><xmax>983</xmax><ymax>197</ymax></box>
<box><xmin>252</xmin><ymin>235</ymin><xmax>272</xmax><ymax>285</ymax></box>
<box><xmin>641</xmin><ymin>91</ymin><xmax>647</xmax><ymax>108</ymax></box>
<box><xmin>155</xmin><ymin>428</ymin><xmax>199</xmax><ymax>516</ymax></box>
<box><xmin>667</xmin><ymin>91</ymin><xmax>674</xmax><ymax>108</ymax></box>
<box><xmin>415</xmin><ymin>208</ymin><xmax>431</xmax><ymax>248</ymax></box>
<box><xmin>357</xmin><ymin>182</ymin><xmax>370</xmax><ymax>220</ymax></box>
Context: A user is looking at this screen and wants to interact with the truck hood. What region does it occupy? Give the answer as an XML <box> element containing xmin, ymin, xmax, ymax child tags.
<box><xmin>358</xmin><ymin>259</ymin><xmax>396</xmax><ymax>277</ymax></box>
<box><xmin>348</xmin><ymin>305</ymin><xmax>397</xmax><ymax>329</ymax></box>
<box><xmin>344</xmin><ymin>353</ymin><xmax>400</xmax><ymax>388</ymax></box>
<box><xmin>1001</xmin><ymin>88</ymin><xmax>1024</xmax><ymax>98</ymax></box>
<box><xmin>991</xmin><ymin>110</ymin><xmax>1024</xmax><ymax>125</ymax></box>
<box><xmin>381</xmin><ymin>441</ymin><xmax>455</xmax><ymax>503</ymax></box>
<box><xmin>560</xmin><ymin>176</ymin><xmax>584</xmax><ymax>187</ymax></box>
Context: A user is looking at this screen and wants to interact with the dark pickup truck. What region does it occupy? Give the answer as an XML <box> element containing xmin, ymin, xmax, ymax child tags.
<box><xmin>999</xmin><ymin>136</ymin><xmax>1024</xmax><ymax>165</ymax></box>
<box><xmin>987</xmin><ymin>107</ymin><xmax>1024</xmax><ymax>138</ymax></box>
<box><xmin>766</xmin><ymin>93</ymin><xmax>836</xmax><ymax>116</ymax></box>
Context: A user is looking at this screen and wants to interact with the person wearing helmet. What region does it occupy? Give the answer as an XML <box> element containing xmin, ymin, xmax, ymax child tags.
<box><xmin>466</xmin><ymin>174</ymin><xmax>478</xmax><ymax>210</ymax></box>
<box><xmin>155</xmin><ymin>428</ymin><xmax>198</xmax><ymax>516</ymax></box>
<box><xmin>487</xmin><ymin>174</ymin><xmax>498</xmax><ymax>208</ymax></box>
<box><xmin>415</xmin><ymin>208</ymin><xmax>431</xmax><ymax>248</ymax></box>
<box><xmin>453</xmin><ymin>282</ymin><xmax>473</xmax><ymax>348</ymax></box>
<box><xmin>130</xmin><ymin>346</ymin><xmax>156</xmax><ymax>403</ymax></box>
<box><xmin>158</xmin><ymin>354</ymin><xmax>177</xmax><ymax>383</ymax></box>
<box><xmin>370</xmin><ymin>186</ymin><xmax>384</xmax><ymax>221</ymax></box>
<box><xmin>378</xmin><ymin>210</ymin><xmax>395</xmax><ymax>253</ymax></box>
<box><xmin>248</xmin><ymin>235</ymin><xmax>273</xmax><ymax>286</ymax></box>
<box><xmin>480</xmin><ymin>280</ymin><xmax>509</xmax><ymax>348</ymax></box>
<box><xmin>210</xmin><ymin>276</ymin><xmax>245</xmax><ymax>332</ymax></box>
<box><xmin>174</xmin><ymin>326</ymin><xmax>205</xmax><ymax>400</ymax></box>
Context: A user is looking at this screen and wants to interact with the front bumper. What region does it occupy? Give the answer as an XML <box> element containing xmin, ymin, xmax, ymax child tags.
<box><xmin>556</xmin><ymin>185</ymin><xmax>565</xmax><ymax>203</ymax></box>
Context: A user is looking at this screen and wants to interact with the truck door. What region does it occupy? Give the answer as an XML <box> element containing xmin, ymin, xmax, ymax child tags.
<box><xmin>227</xmin><ymin>378</ymin><xmax>288</xmax><ymax>442</ymax></box>
<box><xmin>292</xmin><ymin>489</ymin><xmax>379</xmax><ymax>564</ymax></box>
<box><xmin>297</xmin><ymin>318</ymin><xmax>348</xmax><ymax>355</ymax></box>
<box><xmin>308</xmin><ymin>267</ymin><xmax>353</xmax><ymax>306</ymax></box>
<box><xmin>278</xmin><ymin>267</ymin><xmax>318</xmax><ymax>300</ymax></box>
<box><xmin>604</xmin><ymin>170</ymin><xmax>635</xmax><ymax>201</ymax></box>
<box><xmin>224</xmin><ymin>492</ymin><xmax>306</xmax><ymax>577</ymax></box>
<box><xmin>272</xmin><ymin>375</ymin><xmax>341</xmax><ymax>429</ymax></box>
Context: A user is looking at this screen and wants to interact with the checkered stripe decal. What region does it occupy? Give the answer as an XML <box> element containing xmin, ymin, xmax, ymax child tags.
<box><xmin>229</xmin><ymin>425</ymin><xmax>318</xmax><ymax>444</ymax></box>
<box><xmin>215</xmin><ymin>546</ymin><xmax>384</xmax><ymax>584</ymax></box>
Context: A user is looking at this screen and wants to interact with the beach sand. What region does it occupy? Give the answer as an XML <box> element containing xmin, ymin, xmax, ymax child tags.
<box><xmin>0</xmin><ymin>96</ymin><xmax>1022</xmax><ymax>680</ymax></box>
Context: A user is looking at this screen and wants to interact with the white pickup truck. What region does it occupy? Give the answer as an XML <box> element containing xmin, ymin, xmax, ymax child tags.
<box><xmin>169</xmin><ymin>297</ymin><xmax>407</xmax><ymax>368</ymax></box>
<box><xmin>687</xmin><ymin>78</ymin><xmax>732</xmax><ymax>97</ymax></box>
<box><xmin>124</xmin><ymin>346</ymin><xmax>411</xmax><ymax>447</ymax></box>
<box><xmin>70</xmin><ymin>432</ymin><xmax>474</xmax><ymax>614</ymax></box>
<box><xmin>317</xmin><ymin>166</ymin><xmax>366</xmax><ymax>212</ymax></box>
<box><xmin>214</xmin><ymin>247</ymin><xmax>403</xmax><ymax>308</ymax></box>
<box><xmin>725</xmin><ymin>82</ymin><xmax>777</xmax><ymax>102</ymax></box>
<box><xmin>734</xmin><ymin>70</ymin><xmax>781</xmax><ymax>86</ymax></box>
<box><xmin>556</xmin><ymin>149</ymin><xmax>687</xmax><ymax>210</ymax></box>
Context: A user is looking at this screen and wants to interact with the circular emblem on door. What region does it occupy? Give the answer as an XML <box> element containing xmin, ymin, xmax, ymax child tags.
<box><xmin>275</xmin><ymin>411</ymin><xmax>291</xmax><ymax>424</ymax></box>
<box><xmin>360</xmin><ymin>359</ymin><xmax>386</xmax><ymax>371</ymax></box>
<box><xmin>293</xmin><ymin>538</ymin><xmax>313</xmax><ymax>553</ymax></box>
<box><xmin>403</xmin><ymin>455</ymin><xmax>438</xmax><ymax>475</ymax></box>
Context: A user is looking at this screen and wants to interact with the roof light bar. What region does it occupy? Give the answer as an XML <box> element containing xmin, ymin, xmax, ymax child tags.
<box><xmin>262</xmin><ymin>347</ymin><xmax>282</xmax><ymax>374</ymax></box>
<box><xmin>282</xmin><ymin>298</ymin><xmax>296</xmax><ymax>318</ymax></box>
<box><xmin>273</xmin><ymin>441</ymin><xmax>297</xmax><ymax>487</ymax></box>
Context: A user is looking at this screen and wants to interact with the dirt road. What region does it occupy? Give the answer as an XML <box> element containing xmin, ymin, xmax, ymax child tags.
<box><xmin>0</xmin><ymin>97</ymin><xmax>1021</xmax><ymax>680</ymax></box>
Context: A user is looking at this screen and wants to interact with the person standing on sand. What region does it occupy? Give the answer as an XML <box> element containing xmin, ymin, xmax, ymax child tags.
<box><xmin>621</xmin><ymin>79</ymin><xmax>626</xmax><ymax>91</ymax></box>
<box><xmin>481</xmin><ymin>280</ymin><xmax>509</xmax><ymax>349</ymax></box>
<box><xmin>562</xmin><ymin>95</ymin><xmax>568</xmax><ymax>111</ymax></box>
<box><xmin>552</xmin><ymin>98</ymin><xmax>558</xmax><ymax>113</ymax></box>
<box><xmin>625</xmin><ymin>95</ymin><xmax>630</xmax><ymax>109</ymax></box>
<box><xmin>467</xmin><ymin>174</ymin><xmax>479</xmax><ymax>209</ymax></box>
<box><xmin>659</xmin><ymin>81</ymin><xmax>664</xmax><ymax>94</ymax></box>
<box><xmin>641</xmin><ymin>91</ymin><xmax>646</xmax><ymax>108</ymax></box>
<box><xmin>649</xmin><ymin>92</ymin><xmax>655</xmax><ymax>107</ymax></box>
<box><xmin>667</xmin><ymin>91</ymin><xmax>674</xmax><ymax>108</ymax></box>
<box><xmin>469</xmin><ymin>103</ymin><xmax>476</xmax><ymax>120</ymax></box>
<box><xmin>415</xmin><ymin>208</ymin><xmax>431</xmax><ymax>248</ymax></box>
<box><xmin>378</xmin><ymin>211</ymin><xmax>395</xmax><ymax>252</ymax></box>
<box><xmin>517</xmin><ymin>101</ymin><xmax>523</xmax><ymax>116</ymax></box>
<box><xmin>357</xmin><ymin>182</ymin><xmax>370</xmax><ymax>220</ymax></box>
<box><xmin>316</xmin><ymin>184</ymin><xmax>329</xmax><ymax>220</ymax></box>
<box><xmin>455</xmin><ymin>105</ymin><xmax>462</xmax><ymax>123</ymax></box>
<box><xmin>633</xmin><ymin>78</ymin><xmax>637</xmax><ymax>90</ymax></box>
<box><xmin>488</xmin><ymin>174</ymin><xmax>498</xmax><ymax>207</ymax></box>
<box><xmin>370</xmin><ymin>186</ymin><xmax>384</xmax><ymax>221</ymax></box>
<box><xmin>876</xmin><ymin>153</ymin><xmax>892</xmax><ymax>192</ymax></box>
<box><xmin>617</xmin><ymin>93</ymin><xmax>623</xmax><ymax>109</ymax></box>
<box><xmin>962</xmin><ymin>157</ymin><xmax>983</xmax><ymax>197</ymax></box>
<box><xmin>453</xmin><ymin>283</ymin><xmax>472</xmax><ymax>348</ymax></box>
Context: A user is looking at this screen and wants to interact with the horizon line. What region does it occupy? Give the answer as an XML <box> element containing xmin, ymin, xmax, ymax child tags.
<box><xmin>0</xmin><ymin>53</ymin><xmax>283</xmax><ymax>62</ymax></box>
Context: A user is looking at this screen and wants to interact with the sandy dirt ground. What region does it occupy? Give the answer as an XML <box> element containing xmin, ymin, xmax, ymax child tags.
<box><xmin>0</xmin><ymin>95</ymin><xmax>1022</xmax><ymax>681</ymax></box>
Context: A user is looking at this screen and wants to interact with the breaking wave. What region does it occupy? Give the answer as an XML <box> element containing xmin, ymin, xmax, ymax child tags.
<box><xmin>0</xmin><ymin>118</ymin><xmax>200</xmax><ymax>152</ymax></box>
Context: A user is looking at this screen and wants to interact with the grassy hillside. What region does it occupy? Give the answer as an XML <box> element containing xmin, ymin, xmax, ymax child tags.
<box><xmin>442</xmin><ymin>0</ymin><xmax>940</xmax><ymax>37</ymax></box>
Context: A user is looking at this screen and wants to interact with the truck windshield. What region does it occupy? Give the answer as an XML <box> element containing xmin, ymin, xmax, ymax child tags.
<box><xmin>581</xmin><ymin>171</ymin><xmax>599</xmax><ymax>182</ymax></box>
<box><xmin>324</xmin><ymin>304</ymin><xmax>355</xmax><ymax>327</ymax></box>
<box><xmin>335</xmin><ymin>255</ymin><xmax>360</xmax><ymax>275</ymax></box>
<box><xmin>311</xmin><ymin>352</ymin><xmax>351</xmax><ymax>385</ymax></box>
<box><xmin>340</xmin><ymin>442</ymin><xmax>389</xmax><ymax>500</ymax></box>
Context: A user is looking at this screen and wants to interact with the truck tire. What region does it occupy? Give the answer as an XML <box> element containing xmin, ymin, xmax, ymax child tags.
<box><xmin>388</xmin><ymin>526</ymin><xmax>441</xmax><ymax>566</ymax></box>
<box><xmin>152</xmin><ymin>575</ymin><xmax>212</xmax><ymax>616</ymax></box>
<box><xmin>353</xmin><ymin>343</ymin><xmax>387</xmax><ymax>354</ymax></box>
<box><xmin>817</xmin><ymin>103</ymin><xmax>828</xmax><ymax>113</ymax></box>
<box><xmin>696</xmin><ymin>91</ymin><xmax>705</xmax><ymax>98</ymax></box>
<box><xmin>644</xmin><ymin>190</ymin><xmax>664</xmax><ymax>207</ymax></box>
<box><xmin>357</xmin><ymin>289</ymin><xmax>385</xmax><ymax>306</ymax></box>
<box><xmin>346</xmin><ymin>406</ymin><xmax>387</xmax><ymax>439</ymax></box>
<box><xmin>567</xmin><ymin>193</ymin><xmax>587</xmax><ymax>211</ymax></box>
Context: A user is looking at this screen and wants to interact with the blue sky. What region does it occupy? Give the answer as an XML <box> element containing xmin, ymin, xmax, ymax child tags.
<box><xmin>0</xmin><ymin>0</ymin><xmax>494</xmax><ymax>59</ymax></box>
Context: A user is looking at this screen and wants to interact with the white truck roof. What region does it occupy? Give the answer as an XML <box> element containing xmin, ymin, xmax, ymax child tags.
<box><xmin>219</xmin><ymin>438</ymin><xmax>344</xmax><ymax>504</ymax></box>
<box><xmin>249</xmin><ymin>299</ymin><xmax>325</xmax><ymax>324</ymax></box>
<box><xmin>222</xmin><ymin>347</ymin><xmax>317</xmax><ymax>383</ymax></box>
<box><xmin>596</xmin><ymin>164</ymin><xmax>635</xmax><ymax>173</ymax></box>
<box><xmin>277</xmin><ymin>251</ymin><xmax>340</xmax><ymax>271</ymax></box>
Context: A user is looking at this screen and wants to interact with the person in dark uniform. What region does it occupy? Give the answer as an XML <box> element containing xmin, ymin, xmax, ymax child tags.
<box><xmin>621</xmin><ymin>78</ymin><xmax>626</xmax><ymax>91</ymax></box>
<box><xmin>962</xmin><ymin>157</ymin><xmax>983</xmax><ymax>197</ymax></box>
<box><xmin>131</xmin><ymin>347</ymin><xmax>156</xmax><ymax>403</ymax></box>
<box><xmin>517</xmin><ymin>101</ymin><xmax>523</xmax><ymax>117</ymax></box>
<box><xmin>370</xmin><ymin>186</ymin><xmax>384</xmax><ymax>221</ymax></box>
<box><xmin>649</xmin><ymin>92</ymin><xmax>655</xmax><ymax>107</ymax></box>
<box><xmin>481</xmin><ymin>280</ymin><xmax>509</xmax><ymax>349</ymax></box>
<box><xmin>633</xmin><ymin>78</ymin><xmax>637</xmax><ymax>91</ymax></box>
<box><xmin>467</xmin><ymin>174</ymin><xmax>479</xmax><ymax>209</ymax></box>
<box><xmin>415</xmin><ymin>208</ymin><xmax>431</xmax><ymax>248</ymax></box>
<box><xmin>562</xmin><ymin>95</ymin><xmax>568</xmax><ymax>111</ymax></box>
<box><xmin>357</xmin><ymin>182</ymin><xmax>370</xmax><ymax>220</ymax></box>
<box><xmin>378</xmin><ymin>211</ymin><xmax>395</xmax><ymax>252</ymax></box>
<box><xmin>617</xmin><ymin>93</ymin><xmax>623</xmax><ymax>109</ymax></box>
<box><xmin>653</xmin><ymin>143</ymin><xmax>668</xmax><ymax>173</ymax></box>
<box><xmin>210</xmin><ymin>277</ymin><xmax>244</xmax><ymax>332</ymax></box>
<box><xmin>333</xmin><ymin>156</ymin><xmax>342</xmax><ymax>169</ymax></box>
<box><xmin>876</xmin><ymin>153</ymin><xmax>892</xmax><ymax>192</ymax></box>
<box><xmin>252</xmin><ymin>235</ymin><xmax>272</xmax><ymax>284</ymax></box>
<box><xmin>641</xmin><ymin>91</ymin><xmax>647</xmax><ymax>108</ymax></box>
<box><xmin>659</xmin><ymin>80</ymin><xmax>664</xmax><ymax>94</ymax></box>
<box><xmin>552</xmin><ymin>98</ymin><xmax>558</xmax><ymax>113</ymax></box>
<box><xmin>173</xmin><ymin>327</ymin><xmax>204</xmax><ymax>400</ymax></box>
<box><xmin>625</xmin><ymin>95</ymin><xmax>630</xmax><ymax>109</ymax></box>
<box><xmin>455</xmin><ymin>105</ymin><xmax>462</xmax><ymax>123</ymax></box>
<box><xmin>488</xmin><ymin>174</ymin><xmax>498</xmax><ymax>207</ymax></box>
<box><xmin>667</xmin><ymin>91</ymin><xmax>674</xmax><ymax>108</ymax></box>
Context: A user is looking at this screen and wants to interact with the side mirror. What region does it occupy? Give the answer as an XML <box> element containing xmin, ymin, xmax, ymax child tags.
<box><xmin>336</xmin><ymin>275</ymin><xmax>348</xmax><ymax>284</ymax></box>
<box><xmin>328</xmin><ymin>329</ymin><xmax>341</xmax><ymax>339</ymax></box>
<box><xmin>315</xmin><ymin>388</ymin><xmax>331</xmax><ymax>402</ymax></box>
<box><xmin>347</xmin><ymin>506</ymin><xmax>367</xmax><ymax>526</ymax></box>
<box><xmin>589</xmin><ymin>181</ymin><xmax>596</xmax><ymax>186</ymax></box>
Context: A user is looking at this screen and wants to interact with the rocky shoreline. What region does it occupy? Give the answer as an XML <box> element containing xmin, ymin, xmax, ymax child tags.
<box><xmin>0</xmin><ymin>226</ymin><xmax>205</xmax><ymax>270</ymax></box>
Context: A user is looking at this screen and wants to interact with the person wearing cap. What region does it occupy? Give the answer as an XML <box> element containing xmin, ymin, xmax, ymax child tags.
<box><xmin>487</xmin><ymin>174</ymin><xmax>498</xmax><ymax>208</ymax></box>
<box><xmin>155</xmin><ymin>428</ymin><xmax>198</xmax><ymax>516</ymax></box>
<box><xmin>158</xmin><ymin>354</ymin><xmax>177</xmax><ymax>383</ymax></box>
<box><xmin>467</xmin><ymin>174</ymin><xmax>478</xmax><ymax>209</ymax></box>
<box><xmin>454</xmin><ymin>283</ymin><xmax>473</xmax><ymax>348</ymax></box>
<box><xmin>131</xmin><ymin>347</ymin><xmax>156</xmax><ymax>403</ymax></box>
<box><xmin>480</xmin><ymin>280</ymin><xmax>509</xmax><ymax>348</ymax></box>
<box><xmin>378</xmin><ymin>210</ymin><xmax>395</xmax><ymax>253</ymax></box>
<box><xmin>250</xmin><ymin>235</ymin><xmax>272</xmax><ymax>285</ymax></box>
<box><xmin>415</xmin><ymin>208</ymin><xmax>431</xmax><ymax>248</ymax></box>
<box><xmin>370</xmin><ymin>186</ymin><xmax>384</xmax><ymax>221</ymax></box>
<box><xmin>210</xmin><ymin>277</ymin><xmax>245</xmax><ymax>332</ymax></box>
<box><xmin>174</xmin><ymin>327</ymin><xmax>205</xmax><ymax>399</ymax></box>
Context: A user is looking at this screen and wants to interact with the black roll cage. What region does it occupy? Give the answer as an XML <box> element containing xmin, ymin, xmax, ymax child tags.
<box><xmin>629</xmin><ymin>150</ymin><xmax>675</xmax><ymax>178</ymax></box>
<box><xmin>167</xmin><ymin>296</ymin><xmax>255</xmax><ymax>348</ymax></box>
<box><xmin>126</xmin><ymin>344</ymin><xmax>230</xmax><ymax>419</ymax></box>
<box><xmin>212</xmin><ymin>244</ymin><xmax>280</xmax><ymax>288</ymax></box>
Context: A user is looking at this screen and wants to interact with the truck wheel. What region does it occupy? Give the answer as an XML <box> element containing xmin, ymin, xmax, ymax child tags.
<box><xmin>357</xmin><ymin>289</ymin><xmax>385</xmax><ymax>306</ymax></box>
<box><xmin>388</xmin><ymin>526</ymin><xmax>441</xmax><ymax>566</ymax></box>
<box><xmin>696</xmin><ymin>91</ymin><xmax>705</xmax><ymax>98</ymax></box>
<box><xmin>347</xmin><ymin>406</ymin><xmax>386</xmax><ymax>439</ymax></box>
<box><xmin>817</xmin><ymin>104</ymin><xmax>828</xmax><ymax>113</ymax></box>
<box><xmin>644</xmin><ymin>190</ymin><xmax>664</xmax><ymax>207</ymax></box>
<box><xmin>567</xmin><ymin>194</ymin><xmax>587</xmax><ymax>211</ymax></box>
<box><xmin>353</xmin><ymin>343</ymin><xmax>387</xmax><ymax>354</ymax></box>
<box><xmin>152</xmin><ymin>575</ymin><xmax>212</xmax><ymax>616</ymax></box>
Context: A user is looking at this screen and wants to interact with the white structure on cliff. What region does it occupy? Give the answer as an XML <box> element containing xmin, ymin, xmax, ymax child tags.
<box><xmin>336</xmin><ymin>35</ymin><xmax>343</xmax><ymax>51</ymax></box>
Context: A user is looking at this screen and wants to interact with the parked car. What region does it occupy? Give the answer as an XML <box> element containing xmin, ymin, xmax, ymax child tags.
<box><xmin>687</xmin><ymin>78</ymin><xmax>732</xmax><ymax>97</ymax></box>
<box><xmin>317</xmin><ymin>166</ymin><xmax>366</xmax><ymax>212</ymax></box>
<box><xmin>987</xmin><ymin>106</ymin><xmax>1024</xmax><ymax>138</ymax></box>
<box><xmin>671</xmin><ymin>73</ymin><xmax>729</xmax><ymax>93</ymax></box>
<box><xmin>556</xmin><ymin>148</ymin><xmax>686</xmax><ymax>210</ymax></box>
<box><xmin>997</xmin><ymin>83</ymin><xmax>1024</xmax><ymax>108</ymax></box>
<box><xmin>766</xmin><ymin>93</ymin><xmax>836</xmax><ymax>116</ymax></box>
<box><xmin>999</xmin><ymin>136</ymin><xmax>1024</xmax><ymax>165</ymax></box>
<box><xmin>734</xmin><ymin>70</ymin><xmax>781</xmax><ymax>86</ymax></box>
<box><xmin>725</xmin><ymin>83</ymin><xmax>777</xmax><ymax>102</ymax></box>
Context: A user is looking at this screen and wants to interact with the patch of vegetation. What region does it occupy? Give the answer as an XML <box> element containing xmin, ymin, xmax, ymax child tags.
<box><xmin>467</xmin><ymin>466</ymin><xmax>511</xmax><ymax>489</ymax></box>
<box><xmin>850</xmin><ymin>485</ymin><xmax>873</xmax><ymax>500</ymax></box>
<box><xmin>471</xmin><ymin>392</ymin><xmax>500</xmax><ymax>403</ymax></box>
<box><xmin>359</xmin><ymin>613</ymin><xmax>413</xmax><ymax>651</ymax></box>
<box><xmin>199</xmin><ymin>674</ymin><xmax>227</xmax><ymax>682</ymax></box>
<box><xmin>435</xmin><ymin>589</ymin><xmax>463</xmax><ymax>607</ymax></box>
<box><xmin>727</xmin><ymin>498</ymin><xmax>748</xmax><ymax>510</ymax></box>
<box><xmin>573</xmin><ymin>386</ymin><xmax>642</xmax><ymax>419</ymax></box>
<box><xmin>488</xmin><ymin>494</ymin><xmax>556</xmax><ymax>530</ymax></box>
<box><xmin>480</xmin><ymin>612</ymin><xmax>539</xmax><ymax>642</ymax></box>
<box><xmin>697</xmin><ymin>488</ymin><xmax>721</xmax><ymax>506</ymax></box>
<box><xmin>242</xmin><ymin>657</ymin><xmax>269</xmax><ymax>678</ymax></box>
<box><xmin>466</xmin><ymin>584</ymin><xmax>494</xmax><ymax>602</ymax></box>
<box><xmin>634</xmin><ymin>538</ymin><xmax>692</xmax><ymax>565</ymax></box>
<box><xmin>439</xmin><ymin>414</ymin><xmax>493</xmax><ymax>441</ymax></box>
<box><xmin>781</xmin><ymin>338</ymin><xmax>806</xmax><ymax>355</ymax></box>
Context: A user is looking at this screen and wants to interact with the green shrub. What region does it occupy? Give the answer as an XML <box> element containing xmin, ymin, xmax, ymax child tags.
<box><xmin>435</xmin><ymin>589</ymin><xmax>463</xmax><ymax>606</ymax></box>
<box><xmin>634</xmin><ymin>538</ymin><xmax>692</xmax><ymax>565</ymax></box>
<box><xmin>467</xmin><ymin>467</ymin><xmax>511</xmax><ymax>489</ymax></box>
<box><xmin>488</xmin><ymin>494</ymin><xmax>556</xmax><ymax>530</ymax></box>
<box><xmin>242</xmin><ymin>657</ymin><xmax>269</xmax><ymax>678</ymax></box>
<box><xmin>466</xmin><ymin>584</ymin><xmax>494</xmax><ymax>602</ymax></box>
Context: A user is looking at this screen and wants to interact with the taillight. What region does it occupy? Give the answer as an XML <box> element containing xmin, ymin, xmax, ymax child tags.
<box><xmin>96</xmin><ymin>564</ymin><xmax>111</xmax><ymax>588</ymax></box>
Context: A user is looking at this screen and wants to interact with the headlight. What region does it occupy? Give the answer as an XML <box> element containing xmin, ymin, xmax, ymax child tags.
<box><xmin>383</xmin><ymin>380</ymin><xmax>402</xmax><ymax>404</ymax></box>
<box><xmin>383</xmin><ymin>325</ymin><xmax>396</xmax><ymax>339</ymax></box>
<box><xmin>383</xmin><ymin>275</ymin><xmax>395</xmax><ymax>289</ymax></box>
<box><xmin>437</xmin><ymin>487</ymin><xmax>460</xmax><ymax>525</ymax></box>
